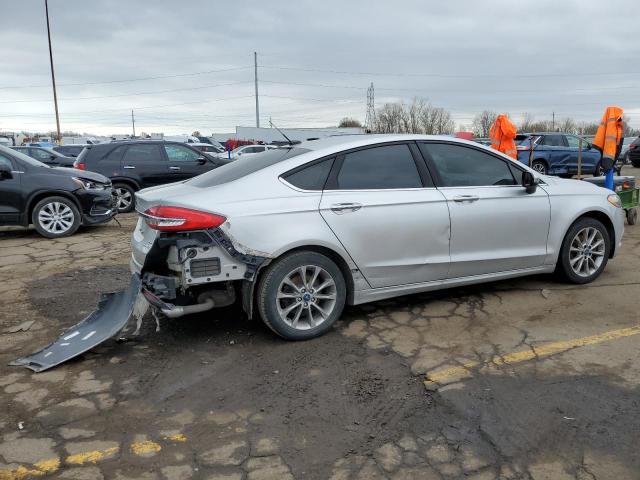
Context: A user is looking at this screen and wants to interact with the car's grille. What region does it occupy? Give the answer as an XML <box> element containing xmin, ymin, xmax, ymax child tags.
<box><xmin>190</xmin><ymin>258</ymin><xmax>221</xmax><ymax>278</ymax></box>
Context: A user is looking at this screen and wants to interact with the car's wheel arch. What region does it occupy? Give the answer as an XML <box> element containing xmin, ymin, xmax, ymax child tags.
<box><xmin>26</xmin><ymin>190</ymin><xmax>82</xmax><ymax>226</ymax></box>
<box><xmin>565</xmin><ymin>210</ymin><xmax>616</xmax><ymax>258</ymax></box>
<box><xmin>243</xmin><ymin>244</ymin><xmax>356</xmax><ymax>320</ymax></box>
<box><xmin>111</xmin><ymin>177</ymin><xmax>140</xmax><ymax>191</ymax></box>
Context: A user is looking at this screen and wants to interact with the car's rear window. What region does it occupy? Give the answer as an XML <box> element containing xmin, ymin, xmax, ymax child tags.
<box><xmin>188</xmin><ymin>147</ymin><xmax>310</xmax><ymax>188</ymax></box>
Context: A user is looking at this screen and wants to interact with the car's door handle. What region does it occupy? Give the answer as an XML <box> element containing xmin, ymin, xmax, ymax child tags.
<box><xmin>169</xmin><ymin>166</ymin><xmax>181</xmax><ymax>171</ymax></box>
<box><xmin>123</xmin><ymin>165</ymin><xmax>136</xmax><ymax>169</ymax></box>
<box><xmin>330</xmin><ymin>202</ymin><xmax>362</xmax><ymax>214</ymax></box>
<box><xmin>452</xmin><ymin>195</ymin><xmax>479</xmax><ymax>203</ymax></box>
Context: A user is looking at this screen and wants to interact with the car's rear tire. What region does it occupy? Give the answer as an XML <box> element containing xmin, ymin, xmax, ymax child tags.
<box><xmin>531</xmin><ymin>160</ymin><xmax>547</xmax><ymax>175</ymax></box>
<box><xmin>631</xmin><ymin>157</ymin><xmax>640</xmax><ymax>168</ymax></box>
<box><xmin>557</xmin><ymin>217</ymin><xmax>610</xmax><ymax>284</ymax></box>
<box><xmin>113</xmin><ymin>183</ymin><xmax>136</xmax><ymax>213</ymax></box>
<box><xmin>32</xmin><ymin>196</ymin><xmax>81</xmax><ymax>238</ymax></box>
<box><xmin>257</xmin><ymin>251</ymin><xmax>346</xmax><ymax>340</ymax></box>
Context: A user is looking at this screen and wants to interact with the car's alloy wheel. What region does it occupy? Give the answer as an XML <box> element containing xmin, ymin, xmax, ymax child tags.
<box><xmin>531</xmin><ymin>161</ymin><xmax>547</xmax><ymax>174</ymax></box>
<box><xmin>257</xmin><ymin>251</ymin><xmax>346</xmax><ymax>340</ymax></box>
<box><xmin>557</xmin><ymin>217</ymin><xmax>610</xmax><ymax>284</ymax></box>
<box><xmin>595</xmin><ymin>162</ymin><xmax>605</xmax><ymax>177</ymax></box>
<box><xmin>32</xmin><ymin>196</ymin><xmax>81</xmax><ymax>238</ymax></box>
<box><xmin>568</xmin><ymin>227</ymin><xmax>606</xmax><ymax>277</ymax></box>
<box><xmin>113</xmin><ymin>184</ymin><xmax>135</xmax><ymax>213</ymax></box>
<box><xmin>276</xmin><ymin>265</ymin><xmax>338</xmax><ymax>330</ymax></box>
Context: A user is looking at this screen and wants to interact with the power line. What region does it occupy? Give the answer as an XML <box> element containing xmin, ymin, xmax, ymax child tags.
<box><xmin>261</xmin><ymin>64</ymin><xmax>640</xmax><ymax>79</ymax></box>
<box><xmin>0</xmin><ymin>81</ymin><xmax>253</xmax><ymax>104</ymax></box>
<box><xmin>0</xmin><ymin>66</ymin><xmax>252</xmax><ymax>90</ymax></box>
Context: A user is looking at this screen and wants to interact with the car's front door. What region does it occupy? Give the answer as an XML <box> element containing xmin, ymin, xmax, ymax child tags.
<box><xmin>565</xmin><ymin>134</ymin><xmax>601</xmax><ymax>174</ymax></box>
<box><xmin>418</xmin><ymin>142</ymin><xmax>551</xmax><ymax>278</ymax></box>
<box><xmin>163</xmin><ymin>144</ymin><xmax>215</xmax><ymax>181</ymax></box>
<box><xmin>319</xmin><ymin>143</ymin><xmax>450</xmax><ymax>288</ymax></box>
<box><xmin>0</xmin><ymin>153</ymin><xmax>23</xmax><ymax>224</ymax></box>
<box><xmin>121</xmin><ymin>144</ymin><xmax>167</xmax><ymax>188</ymax></box>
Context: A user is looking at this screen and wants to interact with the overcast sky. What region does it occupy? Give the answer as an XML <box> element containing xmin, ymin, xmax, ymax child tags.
<box><xmin>1</xmin><ymin>0</ymin><xmax>639</xmax><ymax>136</ymax></box>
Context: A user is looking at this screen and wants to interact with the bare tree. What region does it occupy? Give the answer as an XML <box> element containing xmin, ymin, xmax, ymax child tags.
<box><xmin>372</xmin><ymin>98</ymin><xmax>455</xmax><ymax>135</ymax></box>
<box><xmin>471</xmin><ymin>111</ymin><xmax>498</xmax><ymax>137</ymax></box>
<box><xmin>338</xmin><ymin>117</ymin><xmax>362</xmax><ymax>128</ymax></box>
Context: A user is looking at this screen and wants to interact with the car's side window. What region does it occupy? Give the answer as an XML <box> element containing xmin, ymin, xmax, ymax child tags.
<box><xmin>283</xmin><ymin>157</ymin><xmax>334</xmax><ymax>191</ymax></box>
<box><xmin>419</xmin><ymin>143</ymin><xmax>517</xmax><ymax>187</ymax></box>
<box><xmin>103</xmin><ymin>145</ymin><xmax>127</xmax><ymax>162</ymax></box>
<box><xmin>335</xmin><ymin>144</ymin><xmax>422</xmax><ymax>190</ymax></box>
<box><xmin>123</xmin><ymin>144</ymin><xmax>162</xmax><ymax>163</ymax></box>
<box><xmin>541</xmin><ymin>134</ymin><xmax>566</xmax><ymax>147</ymax></box>
<box><xmin>31</xmin><ymin>149</ymin><xmax>51</xmax><ymax>161</ymax></box>
<box><xmin>565</xmin><ymin>135</ymin><xmax>582</xmax><ymax>149</ymax></box>
<box><xmin>164</xmin><ymin>145</ymin><xmax>200</xmax><ymax>162</ymax></box>
<box><xmin>0</xmin><ymin>153</ymin><xmax>13</xmax><ymax>169</ymax></box>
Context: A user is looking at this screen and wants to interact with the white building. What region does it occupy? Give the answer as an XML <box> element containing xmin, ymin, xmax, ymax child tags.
<box><xmin>219</xmin><ymin>126</ymin><xmax>364</xmax><ymax>144</ymax></box>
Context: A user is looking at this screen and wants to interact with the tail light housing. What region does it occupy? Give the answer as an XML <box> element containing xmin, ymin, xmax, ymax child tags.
<box><xmin>143</xmin><ymin>206</ymin><xmax>226</xmax><ymax>231</ymax></box>
<box><xmin>73</xmin><ymin>159</ymin><xmax>86</xmax><ymax>170</ymax></box>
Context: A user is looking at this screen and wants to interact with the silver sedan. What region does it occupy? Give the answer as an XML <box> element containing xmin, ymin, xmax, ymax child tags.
<box><xmin>131</xmin><ymin>135</ymin><xmax>625</xmax><ymax>340</ymax></box>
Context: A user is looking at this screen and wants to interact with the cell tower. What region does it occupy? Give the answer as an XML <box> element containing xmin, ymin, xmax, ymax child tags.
<box><xmin>365</xmin><ymin>82</ymin><xmax>375</xmax><ymax>133</ymax></box>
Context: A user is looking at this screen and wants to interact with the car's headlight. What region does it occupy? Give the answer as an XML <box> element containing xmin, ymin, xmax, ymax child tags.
<box><xmin>72</xmin><ymin>177</ymin><xmax>108</xmax><ymax>190</ymax></box>
<box><xmin>607</xmin><ymin>194</ymin><xmax>622</xmax><ymax>208</ymax></box>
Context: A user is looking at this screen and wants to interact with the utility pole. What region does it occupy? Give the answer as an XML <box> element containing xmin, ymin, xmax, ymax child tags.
<box><xmin>552</xmin><ymin>111</ymin><xmax>555</xmax><ymax>131</ymax></box>
<box><xmin>45</xmin><ymin>0</ymin><xmax>61</xmax><ymax>145</ymax></box>
<box><xmin>254</xmin><ymin>51</ymin><xmax>260</xmax><ymax>128</ymax></box>
<box><xmin>131</xmin><ymin>110</ymin><xmax>136</xmax><ymax>137</ymax></box>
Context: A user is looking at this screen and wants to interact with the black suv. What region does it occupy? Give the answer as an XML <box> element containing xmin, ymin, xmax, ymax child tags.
<box><xmin>74</xmin><ymin>140</ymin><xmax>226</xmax><ymax>213</ymax></box>
<box><xmin>628</xmin><ymin>137</ymin><xmax>640</xmax><ymax>167</ymax></box>
<box><xmin>0</xmin><ymin>145</ymin><xmax>115</xmax><ymax>238</ymax></box>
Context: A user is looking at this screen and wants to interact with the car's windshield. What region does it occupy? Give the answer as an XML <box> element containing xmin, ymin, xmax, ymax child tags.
<box><xmin>188</xmin><ymin>147</ymin><xmax>310</xmax><ymax>188</ymax></box>
<box><xmin>0</xmin><ymin>145</ymin><xmax>50</xmax><ymax>168</ymax></box>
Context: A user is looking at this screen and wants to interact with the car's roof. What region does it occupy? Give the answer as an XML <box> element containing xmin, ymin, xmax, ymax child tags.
<box><xmin>297</xmin><ymin>134</ymin><xmax>478</xmax><ymax>152</ymax></box>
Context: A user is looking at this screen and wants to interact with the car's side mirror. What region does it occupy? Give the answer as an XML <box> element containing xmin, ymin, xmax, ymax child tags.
<box><xmin>522</xmin><ymin>171</ymin><xmax>538</xmax><ymax>194</ymax></box>
<box><xmin>196</xmin><ymin>156</ymin><xmax>207</xmax><ymax>165</ymax></box>
<box><xmin>0</xmin><ymin>165</ymin><xmax>13</xmax><ymax>180</ymax></box>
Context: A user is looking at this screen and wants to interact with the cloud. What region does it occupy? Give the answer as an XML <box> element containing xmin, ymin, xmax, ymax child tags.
<box><xmin>1</xmin><ymin>0</ymin><xmax>638</xmax><ymax>135</ymax></box>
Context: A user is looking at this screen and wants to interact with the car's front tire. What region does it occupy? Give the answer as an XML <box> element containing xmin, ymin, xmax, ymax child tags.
<box><xmin>557</xmin><ymin>217</ymin><xmax>610</xmax><ymax>284</ymax></box>
<box><xmin>113</xmin><ymin>183</ymin><xmax>136</xmax><ymax>213</ymax></box>
<box><xmin>257</xmin><ymin>251</ymin><xmax>346</xmax><ymax>340</ymax></box>
<box><xmin>32</xmin><ymin>196</ymin><xmax>81</xmax><ymax>238</ymax></box>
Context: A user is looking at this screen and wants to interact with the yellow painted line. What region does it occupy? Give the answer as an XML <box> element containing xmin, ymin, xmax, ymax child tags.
<box><xmin>130</xmin><ymin>440</ymin><xmax>161</xmax><ymax>456</ymax></box>
<box><xmin>163</xmin><ymin>433</ymin><xmax>187</xmax><ymax>442</ymax></box>
<box><xmin>0</xmin><ymin>433</ymin><xmax>188</xmax><ymax>480</ymax></box>
<box><xmin>425</xmin><ymin>325</ymin><xmax>640</xmax><ymax>387</ymax></box>
<box><xmin>66</xmin><ymin>446</ymin><xmax>119</xmax><ymax>465</ymax></box>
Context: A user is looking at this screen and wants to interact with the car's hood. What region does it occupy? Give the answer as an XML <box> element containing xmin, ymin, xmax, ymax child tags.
<box><xmin>44</xmin><ymin>166</ymin><xmax>111</xmax><ymax>183</ymax></box>
<box><xmin>540</xmin><ymin>175</ymin><xmax>609</xmax><ymax>195</ymax></box>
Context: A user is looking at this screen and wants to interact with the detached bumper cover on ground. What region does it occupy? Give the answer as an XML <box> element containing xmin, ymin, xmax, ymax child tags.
<box><xmin>10</xmin><ymin>274</ymin><xmax>141</xmax><ymax>372</ymax></box>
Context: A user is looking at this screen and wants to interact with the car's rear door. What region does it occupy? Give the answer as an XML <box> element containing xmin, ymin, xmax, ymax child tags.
<box><xmin>121</xmin><ymin>143</ymin><xmax>167</xmax><ymax>188</ymax></box>
<box><xmin>418</xmin><ymin>141</ymin><xmax>550</xmax><ymax>278</ymax></box>
<box><xmin>163</xmin><ymin>143</ymin><xmax>216</xmax><ymax>181</ymax></box>
<box><xmin>0</xmin><ymin>152</ymin><xmax>23</xmax><ymax>224</ymax></box>
<box><xmin>319</xmin><ymin>142</ymin><xmax>450</xmax><ymax>288</ymax></box>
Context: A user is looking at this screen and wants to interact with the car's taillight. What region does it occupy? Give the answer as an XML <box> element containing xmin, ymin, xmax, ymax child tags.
<box><xmin>74</xmin><ymin>160</ymin><xmax>86</xmax><ymax>170</ymax></box>
<box><xmin>629</xmin><ymin>144</ymin><xmax>637</xmax><ymax>150</ymax></box>
<box><xmin>516</xmin><ymin>145</ymin><xmax>529</xmax><ymax>151</ymax></box>
<box><xmin>143</xmin><ymin>206</ymin><xmax>226</xmax><ymax>231</ymax></box>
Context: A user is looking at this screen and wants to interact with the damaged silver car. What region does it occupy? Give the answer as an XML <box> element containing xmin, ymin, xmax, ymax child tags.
<box><xmin>131</xmin><ymin>134</ymin><xmax>624</xmax><ymax>340</ymax></box>
<box><xmin>14</xmin><ymin>134</ymin><xmax>625</xmax><ymax>371</ymax></box>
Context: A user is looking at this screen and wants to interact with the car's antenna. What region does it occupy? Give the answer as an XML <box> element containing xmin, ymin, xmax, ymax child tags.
<box><xmin>269</xmin><ymin>119</ymin><xmax>294</xmax><ymax>146</ymax></box>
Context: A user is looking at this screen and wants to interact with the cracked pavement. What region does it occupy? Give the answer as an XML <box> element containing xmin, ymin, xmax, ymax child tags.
<box><xmin>1</xmin><ymin>168</ymin><xmax>640</xmax><ymax>479</ymax></box>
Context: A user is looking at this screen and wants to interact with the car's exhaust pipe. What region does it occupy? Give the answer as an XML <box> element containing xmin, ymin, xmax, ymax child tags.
<box><xmin>160</xmin><ymin>298</ymin><xmax>215</xmax><ymax>318</ymax></box>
